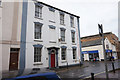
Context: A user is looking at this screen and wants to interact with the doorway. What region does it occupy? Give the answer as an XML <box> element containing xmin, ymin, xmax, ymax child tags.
<box><xmin>50</xmin><ymin>49</ymin><xmax>56</xmax><ymax>68</ymax></box>
<box><xmin>9</xmin><ymin>48</ymin><xmax>19</xmax><ymax>71</ymax></box>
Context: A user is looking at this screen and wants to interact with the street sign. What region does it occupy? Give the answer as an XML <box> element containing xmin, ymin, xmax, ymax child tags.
<box><xmin>98</xmin><ymin>24</ymin><xmax>103</xmax><ymax>36</ymax></box>
<box><xmin>98</xmin><ymin>24</ymin><xmax>109</xmax><ymax>80</ymax></box>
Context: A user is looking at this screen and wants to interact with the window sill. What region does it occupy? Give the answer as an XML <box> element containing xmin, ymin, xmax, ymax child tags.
<box><xmin>34</xmin><ymin>16</ymin><xmax>43</xmax><ymax>20</ymax></box>
<box><xmin>73</xmin><ymin>59</ymin><xmax>77</xmax><ymax>62</ymax></box>
<box><xmin>49</xmin><ymin>20</ymin><xmax>55</xmax><ymax>23</ymax></box>
<box><xmin>72</xmin><ymin>43</ymin><xmax>76</xmax><ymax>45</ymax></box>
<box><xmin>60</xmin><ymin>23</ymin><xmax>65</xmax><ymax>26</ymax></box>
<box><xmin>71</xmin><ymin>26</ymin><xmax>75</xmax><ymax>28</ymax></box>
<box><xmin>33</xmin><ymin>62</ymin><xmax>43</xmax><ymax>65</ymax></box>
<box><xmin>34</xmin><ymin>39</ymin><xmax>43</xmax><ymax>42</ymax></box>
<box><xmin>49</xmin><ymin>40</ymin><xmax>56</xmax><ymax>43</ymax></box>
<box><xmin>61</xmin><ymin>42</ymin><xmax>67</xmax><ymax>44</ymax></box>
<box><xmin>61</xmin><ymin>60</ymin><xmax>67</xmax><ymax>63</ymax></box>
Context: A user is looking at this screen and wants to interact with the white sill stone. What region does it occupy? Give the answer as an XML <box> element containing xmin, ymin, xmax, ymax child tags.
<box><xmin>34</xmin><ymin>39</ymin><xmax>43</xmax><ymax>42</ymax></box>
<box><xmin>33</xmin><ymin>62</ymin><xmax>43</xmax><ymax>65</ymax></box>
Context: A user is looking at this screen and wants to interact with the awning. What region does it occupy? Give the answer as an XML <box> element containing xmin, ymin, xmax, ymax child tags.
<box><xmin>106</xmin><ymin>50</ymin><xmax>112</xmax><ymax>53</ymax></box>
<box><xmin>34</xmin><ymin>22</ymin><xmax>43</xmax><ymax>26</ymax></box>
<box><xmin>33</xmin><ymin>44</ymin><xmax>43</xmax><ymax>48</ymax></box>
<box><xmin>82</xmin><ymin>50</ymin><xmax>98</xmax><ymax>54</ymax></box>
<box><xmin>61</xmin><ymin>46</ymin><xmax>67</xmax><ymax>49</ymax></box>
<box><xmin>49</xmin><ymin>7</ymin><xmax>55</xmax><ymax>12</ymax></box>
<box><xmin>60</xmin><ymin>27</ymin><xmax>66</xmax><ymax>30</ymax></box>
<box><xmin>72</xmin><ymin>46</ymin><xmax>77</xmax><ymax>49</ymax></box>
<box><xmin>35</xmin><ymin>3</ymin><xmax>43</xmax><ymax>7</ymax></box>
<box><xmin>49</xmin><ymin>25</ymin><xmax>56</xmax><ymax>29</ymax></box>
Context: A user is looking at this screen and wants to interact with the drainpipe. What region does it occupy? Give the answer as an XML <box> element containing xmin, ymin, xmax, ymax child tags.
<box><xmin>77</xmin><ymin>17</ymin><xmax>83</xmax><ymax>64</ymax></box>
<box><xmin>18</xmin><ymin>0</ymin><xmax>28</xmax><ymax>76</ymax></box>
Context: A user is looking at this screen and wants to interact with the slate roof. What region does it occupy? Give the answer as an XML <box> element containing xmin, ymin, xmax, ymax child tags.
<box><xmin>36</xmin><ymin>1</ymin><xmax>80</xmax><ymax>18</ymax></box>
<box><xmin>81</xmin><ymin>32</ymin><xmax>119</xmax><ymax>45</ymax></box>
<box><xmin>81</xmin><ymin>38</ymin><xmax>102</xmax><ymax>47</ymax></box>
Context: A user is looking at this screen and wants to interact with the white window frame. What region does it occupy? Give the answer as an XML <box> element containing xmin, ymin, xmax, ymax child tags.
<box><xmin>70</xmin><ymin>17</ymin><xmax>74</xmax><ymax>27</ymax></box>
<box><xmin>60</xmin><ymin>14</ymin><xmax>64</xmax><ymax>25</ymax></box>
<box><xmin>71</xmin><ymin>32</ymin><xmax>75</xmax><ymax>43</ymax></box>
<box><xmin>61</xmin><ymin>29</ymin><xmax>65</xmax><ymax>42</ymax></box>
<box><xmin>35</xmin><ymin>5</ymin><xmax>42</xmax><ymax>18</ymax></box>
<box><xmin>34</xmin><ymin>23</ymin><xmax>42</xmax><ymax>40</ymax></box>
<box><xmin>73</xmin><ymin>48</ymin><xmax>76</xmax><ymax>59</ymax></box>
<box><xmin>61</xmin><ymin>48</ymin><xmax>66</xmax><ymax>60</ymax></box>
<box><xmin>34</xmin><ymin>47</ymin><xmax>42</xmax><ymax>62</ymax></box>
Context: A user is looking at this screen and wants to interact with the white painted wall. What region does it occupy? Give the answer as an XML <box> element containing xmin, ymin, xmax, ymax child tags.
<box><xmin>0</xmin><ymin>3</ymin><xmax>2</xmax><ymax>79</ymax></box>
<box><xmin>1</xmin><ymin>1</ymin><xmax>22</xmax><ymax>73</ymax></box>
<box><xmin>25</xmin><ymin>1</ymin><xmax>80</xmax><ymax>69</ymax></box>
<box><xmin>104</xmin><ymin>38</ymin><xmax>117</xmax><ymax>59</ymax></box>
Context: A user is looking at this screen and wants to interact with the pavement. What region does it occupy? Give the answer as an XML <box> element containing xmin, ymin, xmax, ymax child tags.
<box><xmin>55</xmin><ymin>59</ymin><xmax>120</xmax><ymax>80</ymax></box>
<box><xmin>84</xmin><ymin>69</ymin><xmax>120</xmax><ymax>80</ymax></box>
<box><xmin>1</xmin><ymin>59</ymin><xmax>120</xmax><ymax>80</ymax></box>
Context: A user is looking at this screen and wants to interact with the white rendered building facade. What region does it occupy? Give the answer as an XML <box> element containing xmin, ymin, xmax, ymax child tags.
<box><xmin>19</xmin><ymin>0</ymin><xmax>81</xmax><ymax>72</ymax></box>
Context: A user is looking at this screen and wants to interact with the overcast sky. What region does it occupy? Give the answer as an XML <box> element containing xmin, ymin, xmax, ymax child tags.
<box><xmin>39</xmin><ymin>0</ymin><xmax>119</xmax><ymax>37</ymax></box>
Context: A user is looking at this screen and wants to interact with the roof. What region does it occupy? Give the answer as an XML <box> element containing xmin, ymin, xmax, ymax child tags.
<box><xmin>35</xmin><ymin>1</ymin><xmax>80</xmax><ymax>18</ymax></box>
<box><xmin>81</xmin><ymin>38</ymin><xmax>102</xmax><ymax>47</ymax></box>
<box><xmin>81</xmin><ymin>32</ymin><xmax>112</xmax><ymax>39</ymax></box>
<box><xmin>81</xmin><ymin>32</ymin><xmax>119</xmax><ymax>46</ymax></box>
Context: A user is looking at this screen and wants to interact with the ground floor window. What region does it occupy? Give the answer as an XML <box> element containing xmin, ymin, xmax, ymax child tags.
<box><xmin>61</xmin><ymin>48</ymin><xmax>66</xmax><ymax>60</ymax></box>
<box><xmin>34</xmin><ymin>47</ymin><xmax>42</xmax><ymax>62</ymax></box>
<box><xmin>73</xmin><ymin>48</ymin><xmax>76</xmax><ymax>59</ymax></box>
<box><xmin>89</xmin><ymin>53</ymin><xmax>99</xmax><ymax>61</ymax></box>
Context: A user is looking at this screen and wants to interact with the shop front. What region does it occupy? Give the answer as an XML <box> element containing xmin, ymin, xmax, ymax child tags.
<box><xmin>82</xmin><ymin>50</ymin><xmax>99</xmax><ymax>61</ymax></box>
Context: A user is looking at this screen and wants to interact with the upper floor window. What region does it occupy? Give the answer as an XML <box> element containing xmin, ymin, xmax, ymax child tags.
<box><xmin>35</xmin><ymin>3</ymin><xmax>43</xmax><ymax>18</ymax></box>
<box><xmin>34</xmin><ymin>22</ymin><xmax>43</xmax><ymax>39</ymax></box>
<box><xmin>49</xmin><ymin>7</ymin><xmax>55</xmax><ymax>22</ymax></box>
<box><xmin>70</xmin><ymin>16</ymin><xmax>74</xmax><ymax>27</ymax></box>
<box><xmin>71</xmin><ymin>30</ymin><xmax>75</xmax><ymax>43</ymax></box>
<box><xmin>73</xmin><ymin>48</ymin><xmax>76</xmax><ymax>59</ymax></box>
<box><xmin>60</xmin><ymin>12</ymin><xmax>65</xmax><ymax>25</ymax></box>
<box><xmin>60</xmin><ymin>28</ymin><xmax>66</xmax><ymax>42</ymax></box>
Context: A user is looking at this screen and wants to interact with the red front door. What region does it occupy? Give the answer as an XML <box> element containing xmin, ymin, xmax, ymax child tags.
<box><xmin>51</xmin><ymin>54</ymin><xmax>55</xmax><ymax>68</ymax></box>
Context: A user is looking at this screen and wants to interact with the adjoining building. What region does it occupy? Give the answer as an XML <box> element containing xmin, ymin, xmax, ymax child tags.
<box><xmin>0</xmin><ymin>0</ymin><xmax>2</xmax><ymax>78</ymax></box>
<box><xmin>81</xmin><ymin>32</ymin><xmax>119</xmax><ymax>61</ymax></box>
<box><xmin>1</xmin><ymin>0</ymin><xmax>23</xmax><ymax>78</ymax></box>
<box><xmin>1</xmin><ymin>0</ymin><xmax>81</xmax><ymax>78</ymax></box>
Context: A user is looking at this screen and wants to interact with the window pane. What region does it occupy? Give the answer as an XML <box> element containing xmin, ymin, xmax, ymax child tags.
<box><xmin>34</xmin><ymin>47</ymin><xmax>42</xmax><ymax>62</ymax></box>
<box><xmin>35</xmin><ymin>5</ymin><xmax>42</xmax><ymax>18</ymax></box>
<box><xmin>34</xmin><ymin>24</ymin><xmax>42</xmax><ymax>39</ymax></box>
<box><xmin>71</xmin><ymin>17</ymin><xmax>74</xmax><ymax>27</ymax></box>
<box><xmin>61</xmin><ymin>48</ymin><xmax>66</xmax><ymax>60</ymax></box>
<box><xmin>72</xmin><ymin>32</ymin><xmax>75</xmax><ymax>43</ymax></box>
<box><xmin>61</xmin><ymin>30</ymin><xmax>65</xmax><ymax>41</ymax></box>
<box><xmin>73</xmin><ymin>49</ymin><xmax>76</xmax><ymax>59</ymax></box>
<box><xmin>60</xmin><ymin>14</ymin><xmax>64</xmax><ymax>24</ymax></box>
